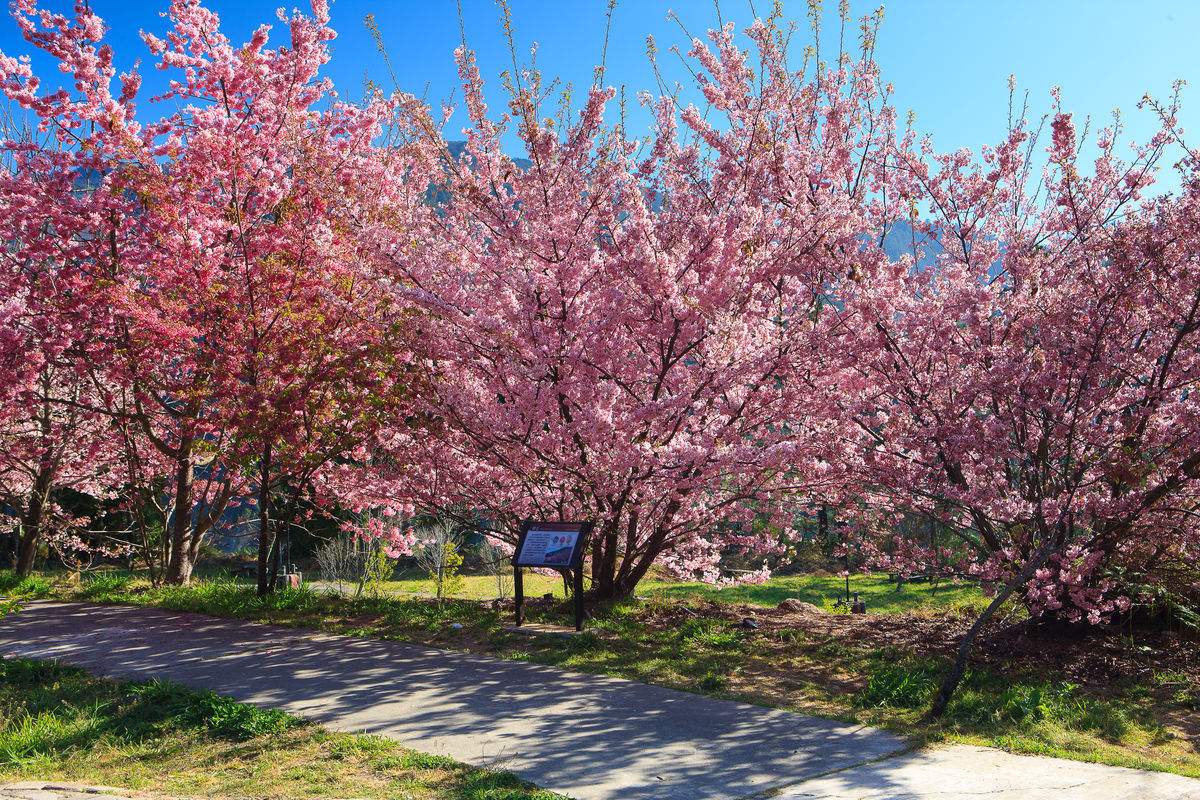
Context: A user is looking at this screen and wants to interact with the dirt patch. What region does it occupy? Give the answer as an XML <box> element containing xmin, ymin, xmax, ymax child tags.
<box><xmin>637</xmin><ymin>598</ymin><xmax>1200</xmax><ymax>694</ymax></box>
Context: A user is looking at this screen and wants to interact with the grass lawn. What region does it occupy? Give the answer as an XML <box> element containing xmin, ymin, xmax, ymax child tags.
<box><xmin>0</xmin><ymin>656</ymin><xmax>562</xmax><ymax>799</ymax></box>
<box><xmin>643</xmin><ymin>572</ymin><xmax>985</xmax><ymax>614</ymax></box>
<box><xmin>371</xmin><ymin>569</ymin><xmax>986</xmax><ymax>616</ymax></box>
<box><xmin>3</xmin><ymin>568</ymin><xmax>1197</xmax><ymax>780</ymax></box>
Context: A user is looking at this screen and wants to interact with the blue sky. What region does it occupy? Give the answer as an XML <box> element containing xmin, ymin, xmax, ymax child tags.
<box><xmin>2</xmin><ymin>1</ymin><xmax>1196</xmax><ymax>176</ymax></box>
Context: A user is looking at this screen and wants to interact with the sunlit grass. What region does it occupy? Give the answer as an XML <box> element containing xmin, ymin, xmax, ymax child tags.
<box><xmin>0</xmin><ymin>656</ymin><xmax>563</xmax><ymax>799</ymax></box>
<box><xmin>362</xmin><ymin>569</ymin><xmax>987</xmax><ymax>616</ymax></box>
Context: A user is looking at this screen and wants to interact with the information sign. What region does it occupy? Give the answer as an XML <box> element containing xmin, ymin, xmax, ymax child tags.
<box><xmin>512</xmin><ymin>520</ymin><xmax>592</xmax><ymax>631</ymax></box>
<box><xmin>514</xmin><ymin>522</ymin><xmax>587</xmax><ymax>568</ymax></box>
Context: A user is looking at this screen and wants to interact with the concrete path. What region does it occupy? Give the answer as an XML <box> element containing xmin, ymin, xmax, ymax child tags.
<box><xmin>2</xmin><ymin>602</ymin><xmax>1198</xmax><ymax>800</ymax></box>
<box><xmin>1</xmin><ymin>782</ymin><xmax>145</xmax><ymax>800</ymax></box>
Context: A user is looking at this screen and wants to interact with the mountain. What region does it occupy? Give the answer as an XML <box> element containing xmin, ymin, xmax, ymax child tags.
<box><xmin>880</xmin><ymin>218</ymin><xmax>942</xmax><ymax>269</ymax></box>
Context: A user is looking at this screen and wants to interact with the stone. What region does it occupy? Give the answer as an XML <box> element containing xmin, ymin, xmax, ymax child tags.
<box><xmin>777</xmin><ymin>598</ymin><xmax>822</xmax><ymax>614</ymax></box>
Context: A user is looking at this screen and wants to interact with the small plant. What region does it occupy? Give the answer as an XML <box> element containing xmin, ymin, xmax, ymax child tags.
<box><xmin>679</xmin><ymin>618</ymin><xmax>739</xmax><ymax>650</ymax></box>
<box><xmin>363</xmin><ymin>541</ymin><xmax>397</xmax><ymax>598</ymax></box>
<box><xmin>478</xmin><ymin>534</ymin><xmax>514</xmax><ymax>600</ymax></box>
<box><xmin>0</xmin><ymin>571</ymin><xmax>51</xmax><ymax>600</ymax></box>
<box><xmin>128</xmin><ymin>681</ymin><xmax>298</xmax><ymax>740</ymax></box>
<box><xmin>78</xmin><ymin>572</ymin><xmax>132</xmax><ymax>599</ymax></box>
<box><xmin>856</xmin><ymin>661</ymin><xmax>940</xmax><ymax>709</ymax></box>
<box><xmin>317</xmin><ymin>529</ymin><xmax>396</xmax><ymax>599</ymax></box>
<box><xmin>413</xmin><ymin>520</ymin><xmax>464</xmax><ymax>604</ymax></box>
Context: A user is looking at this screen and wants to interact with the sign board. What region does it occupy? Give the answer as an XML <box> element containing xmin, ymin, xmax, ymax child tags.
<box><xmin>512</xmin><ymin>520</ymin><xmax>592</xmax><ymax>632</ymax></box>
<box><xmin>514</xmin><ymin>521</ymin><xmax>589</xmax><ymax>569</ymax></box>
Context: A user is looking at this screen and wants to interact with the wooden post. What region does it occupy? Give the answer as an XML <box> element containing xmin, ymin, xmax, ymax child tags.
<box><xmin>573</xmin><ymin>566</ymin><xmax>584</xmax><ymax>631</ymax></box>
<box><xmin>514</xmin><ymin>566</ymin><xmax>525</xmax><ymax>626</ymax></box>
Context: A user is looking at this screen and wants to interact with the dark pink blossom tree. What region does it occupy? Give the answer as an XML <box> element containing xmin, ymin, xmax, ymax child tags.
<box><xmin>0</xmin><ymin>0</ymin><xmax>415</xmax><ymax>585</ymax></box>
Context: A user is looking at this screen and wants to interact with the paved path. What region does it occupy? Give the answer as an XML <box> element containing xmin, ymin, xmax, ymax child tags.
<box><xmin>2</xmin><ymin>602</ymin><xmax>1198</xmax><ymax>800</ymax></box>
<box><xmin>0</xmin><ymin>783</ymin><xmax>144</xmax><ymax>800</ymax></box>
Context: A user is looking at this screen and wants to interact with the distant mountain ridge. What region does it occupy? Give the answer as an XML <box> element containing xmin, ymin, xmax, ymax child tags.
<box><xmin>881</xmin><ymin>218</ymin><xmax>942</xmax><ymax>268</ymax></box>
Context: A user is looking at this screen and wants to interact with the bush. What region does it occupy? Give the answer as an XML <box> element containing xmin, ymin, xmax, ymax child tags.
<box><xmin>316</xmin><ymin>534</ymin><xmax>396</xmax><ymax>598</ymax></box>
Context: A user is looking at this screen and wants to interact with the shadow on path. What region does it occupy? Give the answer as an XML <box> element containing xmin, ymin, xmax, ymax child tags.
<box><xmin>9</xmin><ymin>602</ymin><xmax>1196</xmax><ymax>799</ymax></box>
<box><xmin>0</xmin><ymin>601</ymin><xmax>906</xmax><ymax>800</ymax></box>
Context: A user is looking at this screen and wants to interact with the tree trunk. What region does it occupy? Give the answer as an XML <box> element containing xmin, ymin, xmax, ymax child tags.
<box><xmin>164</xmin><ymin>440</ymin><xmax>195</xmax><ymax>586</ymax></box>
<box><xmin>14</xmin><ymin>524</ymin><xmax>38</xmax><ymax>577</ymax></box>
<box><xmin>15</xmin><ymin>468</ymin><xmax>54</xmax><ymax>577</ymax></box>
<box><xmin>590</xmin><ymin>519</ymin><xmax>620</xmax><ymax>600</ymax></box>
<box><xmin>926</xmin><ymin>542</ymin><xmax>1057</xmax><ymax>718</ymax></box>
<box><xmin>589</xmin><ymin>545</ymin><xmax>656</xmax><ymax>601</ymax></box>
<box><xmin>266</xmin><ymin>528</ymin><xmax>283</xmax><ymax>592</ymax></box>
<box><xmin>256</xmin><ymin>443</ymin><xmax>273</xmax><ymax>596</ymax></box>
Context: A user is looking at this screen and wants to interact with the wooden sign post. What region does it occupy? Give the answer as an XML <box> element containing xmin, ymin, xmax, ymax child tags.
<box><xmin>512</xmin><ymin>520</ymin><xmax>592</xmax><ymax>632</ymax></box>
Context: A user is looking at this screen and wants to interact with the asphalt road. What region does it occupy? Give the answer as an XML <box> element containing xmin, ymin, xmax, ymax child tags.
<box><xmin>1</xmin><ymin>602</ymin><xmax>1197</xmax><ymax>800</ymax></box>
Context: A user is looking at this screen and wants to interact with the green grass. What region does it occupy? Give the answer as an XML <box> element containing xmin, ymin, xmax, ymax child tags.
<box><xmin>644</xmin><ymin>572</ymin><xmax>986</xmax><ymax>614</ymax></box>
<box><xmin>6</xmin><ymin>568</ymin><xmax>1197</xmax><ymax>779</ymax></box>
<box><xmin>362</xmin><ymin>570</ymin><xmax>986</xmax><ymax>616</ymax></box>
<box><xmin>850</xmin><ymin>655</ymin><xmax>1198</xmax><ymax>777</ymax></box>
<box><xmin>0</xmin><ymin>571</ymin><xmax>52</xmax><ymax>600</ymax></box>
<box><xmin>0</xmin><ymin>656</ymin><xmax>564</xmax><ymax>799</ymax></box>
<box><xmin>12</xmin><ymin>563</ymin><xmax>983</xmax><ymax>614</ymax></box>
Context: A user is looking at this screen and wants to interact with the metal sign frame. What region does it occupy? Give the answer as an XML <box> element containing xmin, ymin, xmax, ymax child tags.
<box><xmin>512</xmin><ymin>519</ymin><xmax>592</xmax><ymax>632</ymax></box>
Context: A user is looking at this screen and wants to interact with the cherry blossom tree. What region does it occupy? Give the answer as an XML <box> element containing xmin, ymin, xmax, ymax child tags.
<box><xmin>0</xmin><ymin>364</ymin><xmax>115</xmax><ymax>575</ymax></box>
<box><xmin>358</xmin><ymin>9</ymin><xmax>896</xmax><ymax>600</ymax></box>
<box><xmin>0</xmin><ymin>93</ymin><xmax>122</xmax><ymax>576</ymax></box>
<box><xmin>129</xmin><ymin>0</ymin><xmax>414</xmax><ymax>592</ymax></box>
<box><xmin>0</xmin><ymin>0</ymin><xmax>416</xmax><ymax>585</ymax></box>
<box><xmin>851</xmin><ymin>82</ymin><xmax>1200</xmax><ymax>714</ymax></box>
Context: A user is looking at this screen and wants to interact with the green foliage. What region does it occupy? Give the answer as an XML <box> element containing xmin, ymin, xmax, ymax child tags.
<box><xmin>439</xmin><ymin>541</ymin><xmax>465</xmax><ymax>599</ymax></box>
<box><xmin>125</xmin><ymin>682</ymin><xmax>298</xmax><ymax>741</ymax></box>
<box><xmin>148</xmin><ymin>578</ymin><xmax>320</xmax><ymax>617</ymax></box>
<box><xmin>0</xmin><ymin>571</ymin><xmax>51</xmax><ymax>600</ymax></box>
<box><xmin>0</xmin><ymin>657</ymin><xmax>296</xmax><ymax>750</ymax></box>
<box><xmin>945</xmin><ymin>675</ymin><xmax>1143</xmax><ymax>743</ymax></box>
<box><xmin>679</xmin><ymin>618</ymin><xmax>740</xmax><ymax>650</ymax></box>
<box><xmin>363</xmin><ymin>541</ymin><xmax>397</xmax><ymax>597</ymax></box>
<box><xmin>856</xmin><ymin>659</ymin><xmax>941</xmax><ymax>709</ymax></box>
<box><xmin>78</xmin><ymin>572</ymin><xmax>132</xmax><ymax>600</ymax></box>
<box><xmin>647</xmin><ymin>572</ymin><xmax>986</xmax><ymax>615</ymax></box>
<box><xmin>852</xmin><ymin>655</ymin><xmax>1152</xmax><ymax>748</ymax></box>
<box><xmin>399</xmin><ymin>751</ymin><xmax>462</xmax><ymax>770</ymax></box>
